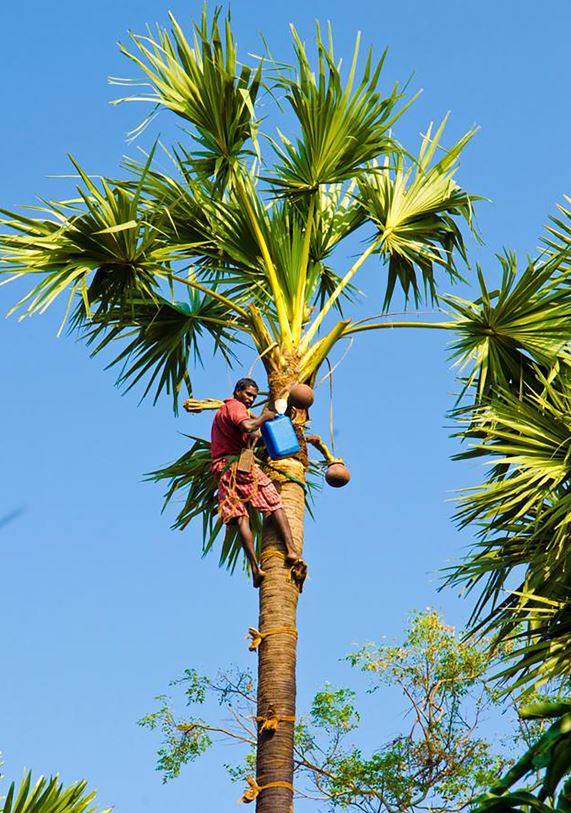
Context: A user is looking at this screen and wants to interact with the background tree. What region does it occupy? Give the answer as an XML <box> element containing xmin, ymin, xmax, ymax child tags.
<box><xmin>139</xmin><ymin>609</ymin><xmax>557</xmax><ymax>810</ymax></box>
<box><xmin>0</xmin><ymin>9</ymin><xmax>479</xmax><ymax>811</ymax></box>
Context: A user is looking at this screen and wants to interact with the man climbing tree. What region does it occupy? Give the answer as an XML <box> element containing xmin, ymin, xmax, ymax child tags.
<box><xmin>189</xmin><ymin>378</ymin><xmax>301</xmax><ymax>588</ymax></box>
<box><xmin>0</xmin><ymin>8</ymin><xmax>485</xmax><ymax>810</ymax></box>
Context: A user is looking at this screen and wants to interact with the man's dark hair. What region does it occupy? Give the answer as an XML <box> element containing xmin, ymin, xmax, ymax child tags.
<box><xmin>234</xmin><ymin>377</ymin><xmax>259</xmax><ymax>394</ymax></box>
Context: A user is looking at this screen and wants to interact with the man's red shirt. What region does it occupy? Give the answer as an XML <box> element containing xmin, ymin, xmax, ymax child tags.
<box><xmin>211</xmin><ymin>398</ymin><xmax>249</xmax><ymax>459</ymax></box>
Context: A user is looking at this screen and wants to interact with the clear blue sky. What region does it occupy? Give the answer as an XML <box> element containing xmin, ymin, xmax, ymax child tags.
<box><xmin>1</xmin><ymin>1</ymin><xmax>570</xmax><ymax>810</ymax></box>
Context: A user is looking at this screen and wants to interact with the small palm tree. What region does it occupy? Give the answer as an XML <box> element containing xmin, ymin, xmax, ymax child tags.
<box><xmin>0</xmin><ymin>10</ymin><xmax>478</xmax><ymax>811</ymax></box>
<box><xmin>1</xmin><ymin>772</ymin><xmax>110</xmax><ymax>813</ymax></box>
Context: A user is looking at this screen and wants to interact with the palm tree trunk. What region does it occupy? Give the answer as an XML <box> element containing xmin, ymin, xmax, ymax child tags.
<box><xmin>255</xmin><ymin>457</ymin><xmax>306</xmax><ymax>813</ymax></box>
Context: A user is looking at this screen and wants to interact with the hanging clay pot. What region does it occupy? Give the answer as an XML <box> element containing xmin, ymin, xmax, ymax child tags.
<box><xmin>325</xmin><ymin>461</ymin><xmax>351</xmax><ymax>488</ymax></box>
<box><xmin>288</xmin><ymin>383</ymin><xmax>315</xmax><ymax>409</ymax></box>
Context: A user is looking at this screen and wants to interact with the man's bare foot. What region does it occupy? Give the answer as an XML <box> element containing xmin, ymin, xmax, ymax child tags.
<box><xmin>253</xmin><ymin>569</ymin><xmax>266</xmax><ymax>588</ymax></box>
<box><xmin>289</xmin><ymin>559</ymin><xmax>308</xmax><ymax>592</ymax></box>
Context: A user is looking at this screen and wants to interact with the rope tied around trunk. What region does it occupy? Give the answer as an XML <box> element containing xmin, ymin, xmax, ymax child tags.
<box><xmin>253</xmin><ymin>706</ymin><xmax>296</xmax><ymax>734</ymax></box>
<box><xmin>259</xmin><ymin>549</ymin><xmax>308</xmax><ymax>592</ymax></box>
<box><xmin>247</xmin><ymin>625</ymin><xmax>298</xmax><ymax>651</ymax></box>
<box><xmin>263</xmin><ymin>458</ymin><xmax>306</xmax><ymax>489</ymax></box>
<box><xmin>260</xmin><ymin>549</ymin><xmax>286</xmax><ymax>566</ymax></box>
<box><xmin>239</xmin><ymin>775</ymin><xmax>294</xmax><ymax>803</ymax></box>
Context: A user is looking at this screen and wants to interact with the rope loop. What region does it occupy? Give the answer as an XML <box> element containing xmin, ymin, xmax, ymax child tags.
<box><xmin>254</xmin><ymin>706</ymin><xmax>296</xmax><ymax>734</ymax></box>
<box><xmin>247</xmin><ymin>626</ymin><xmax>298</xmax><ymax>651</ymax></box>
<box><xmin>239</xmin><ymin>775</ymin><xmax>294</xmax><ymax>803</ymax></box>
<box><xmin>260</xmin><ymin>549</ymin><xmax>286</xmax><ymax>566</ymax></box>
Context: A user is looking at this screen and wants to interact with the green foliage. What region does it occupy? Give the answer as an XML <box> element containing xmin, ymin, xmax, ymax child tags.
<box><xmin>76</xmin><ymin>290</ymin><xmax>241</xmax><ymax>412</ymax></box>
<box><xmin>472</xmin><ymin>701</ymin><xmax>571</xmax><ymax>813</ymax></box>
<box><xmin>139</xmin><ymin>693</ymin><xmax>213</xmax><ymax>783</ymax></box>
<box><xmin>445</xmin><ymin>252</ymin><xmax>571</xmax><ymax>400</ymax></box>
<box><xmin>445</xmin><ymin>209</ymin><xmax>571</xmax><ymax>693</ymax></box>
<box><xmin>271</xmin><ymin>23</ymin><xmax>406</xmax><ymax>195</ymax></box>
<box><xmin>0</xmin><ymin>773</ymin><xmax>110</xmax><ymax>813</ymax></box>
<box><xmin>310</xmin><ymin>685</ymin><xmax>359</xmax><ymax>732</ymax></box>
<box><xmin>113</xmin><ymin>8</ymin><xmax>261</xmax><ymax>186</ymax></box>
<box><xmin>141</xmin><ymin>610</ymin><xmax>535</xmax><ymax>811</ymax></box>
<box><xmin>1</xmin><ymin>6</ymin><xmax>477</xmax><ymax>404</ymax></box>
<box><xmin>146</xmin><ymin>435</ymin><xmax>262</xmax><ymax>573</ymax></box>
<box><xmin>148</xmin><ymin>435</ymin><xmax>322</xmax><ymax>572</ymax></box>
<box><xmin>359</xmin><ymin>117</ymin><xmax>478</xmax><ymax>309</ymax></box>
<box><xmin>0</xmin><ymin>155</ymin><xmax>163</xmax><ymax>332</ymax></box>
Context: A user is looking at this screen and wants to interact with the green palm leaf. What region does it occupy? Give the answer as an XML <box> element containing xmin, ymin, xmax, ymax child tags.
<box><xmin>448</xmin><ymin>378</ymin><xmax>571</xmax><ymax>688</ymax></box>
<box><xmin>148</xmin><ymin>436</ymin><xmax>321</xmax><ymax>572</ymax></box>
<box><xmin>75</xmin><ymin>290</ymin><xmax>243</xmax><ymax>412</ymax></box>
<box><xmin>147</xmin><ymin>436</ymin><xmax>262</xmax><ymax>573</ymax></box>
<box><xmin>271</xmin><ymin>23</ymin><xmax>408</xmax><ymax>195</ymax></box>
<box><xmin>542</xmin><ymin>195</ymin><xmax>571</xmax><ymax>268</ymax></box>
<box><xmin>358</xmin><ymin>117</ymin><xmax>478</xmax><ymax>309</ymax></box>
<box><xmin>446</xmin><ymin>252</ymin><xmax>571</xmax><ymax>400</ymax></box>
<box><xmin>1</xmin><ymin>772</ymin><xmax>110</xmax><ymax>813</ymax></box>
<box><xmin>113</xmin><ymin>8</ymin><xmax>261</xmax><ymax>187</ymax></box>
<box><xmin>0</xmin><ymin>155</ymin><xmax>163</xmax><ymax>330</ymax></box>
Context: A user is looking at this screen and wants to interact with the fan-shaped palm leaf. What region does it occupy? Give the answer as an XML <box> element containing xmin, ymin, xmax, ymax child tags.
<box><xmin>542</xmin><ymin>194</ymin><xmax>571</xmax><ymax>269</ymax></box>
<box><xmin>446</xmin><ymin>253</ymin><xmax>571</xmax><ymax>400</ymax></box>
<box><xmin>76</xmin><ymin>289</ymin><xmax>244</xmax><ymax>411</ymax></box>
<box><xmin>271</xmin><ymin>23</ymin><xmax>409</xmax><ymax>195</ymax></box>
<box><xmin>1</xmin><ymin>772</ymin><xmax>110</xmax><ymax>813</ymax></box>
<box><xmin>113</xmin><ymin>8</ymin><xmax>261</xmax><ymax>187</ymax></box>
<box><xmin>147</xmin><ymin>436</ymin><xmax>263</xmax><ymax>572</ymax></box>
<box><xmin>358</xmin><ymin>117</ymin><xmax>478</xmax><ymax>309</ymax></box>
<box><xmin>0</xmin><ymin>156</ymin><xmax>163</xmax><ymax>330</ymax></box>
<box><xmin>148</xmin><ymin>436</ymin><xmax>321</xmax><ymax>572</ymax></box>
<box><xmin>448</xmin><ymin>379</ymin><xmax>571</xmax><ymax>688</ymax></box>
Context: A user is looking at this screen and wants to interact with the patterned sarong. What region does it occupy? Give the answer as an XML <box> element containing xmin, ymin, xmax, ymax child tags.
<box><xmin>211</xmin><ymin>457</ymin><xmax>282</xmax><ymax>525</ymax></box>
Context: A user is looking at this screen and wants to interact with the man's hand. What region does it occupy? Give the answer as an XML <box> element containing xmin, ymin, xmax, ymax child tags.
<box><xmin>261</xmin><ymin>407</ymin><xmax>277</xmax><ymax>422</ymax></box>
<box><xmin>183</xmin><ymin>398</ymin><xmax>200</xmax><ymax>413</ymax></box>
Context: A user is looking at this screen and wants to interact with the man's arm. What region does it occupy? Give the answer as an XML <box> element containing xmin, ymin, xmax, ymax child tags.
<box><xmin>239</xmin><ymin>408</ymin><xmax>276</xmax><ymax>434</ymax></box>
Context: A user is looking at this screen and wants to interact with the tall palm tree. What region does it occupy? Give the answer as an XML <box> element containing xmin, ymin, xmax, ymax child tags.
<box><xmin>0</xmin><ymin>10</ymin><xmax>477</xmax><ymax>811</ymax></box>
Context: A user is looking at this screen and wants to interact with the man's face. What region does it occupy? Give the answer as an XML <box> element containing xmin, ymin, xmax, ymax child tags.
<box><xmin>235</xmin><ymin>386</ymin><xmax>258</xmax><ymax>408</ymax></box>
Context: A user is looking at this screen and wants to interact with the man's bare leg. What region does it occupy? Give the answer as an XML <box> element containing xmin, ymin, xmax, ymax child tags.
<box><xmin>235</xmin><ymin>515</ymin><xmax>265</xmax><ymax>588</ymax></box>
<box><xmin>270</xmin><ymin>507</ymin><xmax>301</xmax><ymax>565</ymax></box>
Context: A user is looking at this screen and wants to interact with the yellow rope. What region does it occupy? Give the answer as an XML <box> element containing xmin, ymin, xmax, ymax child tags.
<box><xmin>182</xmin><ymin>397</ymin><xmax>224</xmax><ymax>413</ymax></box>
<box><xmin>247</xmin><ymin>626</ymin><xmax>298</xmax><ymax>651</ymax></box>
<box><xmin>239</xmin><ymin>775</ymin><xmax>294</xmax><ymax>803</ymax></box>
<box><xmin>254</xmin><ymin>708</ymin><xmax>296</xmax><ymax>734</ymax></box>
<box><xmin>260</xmin><ymin>549</ymin><xmax>286</xmax><ymax>566</ymax></box>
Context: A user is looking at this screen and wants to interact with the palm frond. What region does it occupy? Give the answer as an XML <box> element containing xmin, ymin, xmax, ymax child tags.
<box><xmin>473</xmin><ymin>703</ymin><xmax>571</xmax><ymax>813</ymax></box>
<box><xmin>445</xmin><ymin>253</ymin><xmax>571</xmax><ymax>400</ymax></box>
<box><xmin>270</xmin><ymin>23</ymin><xmax>408</xmax><ymax>195</ymax></box>
<box><xmin>448</xmin><ymin>378</ymin><xmax>571</xmax><ymax>688</ymax></box>
<box><xmin>0</xmin><ymin>156</ymin><xmax>163</xmax><ymax>330</ymax></box>
<box><xmin>75</xmin><ymin>290</ymin><xmax>243</xmax><ymax>412</ymax></box>
<box><xmin>1</xmin><ymin>771</ymin><xmax>110</xmax><ymax>813</ymax></box>
<box><xmin>113</xmin><ymin>8</ymin><xmax>261</xmax><ymax>187</ymax></box>
<box><xmin>358</xmin><ymin>118</ymin><xmax>478</xmax><ymax>309</ymax></box>
<box><xmin>542</xmin><ymin>194</ymin><xmax>571</xmax><ymax>269</ymax></box>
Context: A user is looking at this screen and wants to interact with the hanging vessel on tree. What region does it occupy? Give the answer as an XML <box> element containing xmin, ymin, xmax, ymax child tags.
<box><xmin>325</xmin><ymin>460</ymin><xmax>351</xmax><ymax>488</ymax></box>
<box><xmin>288</xmin><ymin>383</ymin><xmax>314</xmax><ymax>409</ymax></box>
<box><xmin>261</xmin><ymin>415</ymin><xmax>301</xmax><ymax>460</ymax></box>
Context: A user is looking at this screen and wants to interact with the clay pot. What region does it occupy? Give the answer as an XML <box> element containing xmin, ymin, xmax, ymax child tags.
<box><xmin>325</xmin><ymin>461</ymin><xmax>351</xmax><ymax>488</ymax></box>
<box><xmin>288</xmin><ymin>383</ymin><xmax>315</xmax><ymax>409</ymax></box>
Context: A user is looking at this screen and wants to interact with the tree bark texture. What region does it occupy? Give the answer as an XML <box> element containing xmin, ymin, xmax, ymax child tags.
<box><xmin>255</xmin><ymin>457</ymin><xmax>305</xmax><ymax>813</ymax></box>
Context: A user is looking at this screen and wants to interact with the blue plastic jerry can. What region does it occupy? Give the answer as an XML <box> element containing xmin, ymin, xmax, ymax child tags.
<box><xmin>261</xmin><ymin>415</ymin><xmax>300</xmax><ymax>460</ymax></box>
